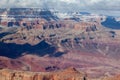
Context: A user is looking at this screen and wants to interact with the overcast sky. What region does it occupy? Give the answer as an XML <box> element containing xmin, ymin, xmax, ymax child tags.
<box><xmin>0</xmin><ymin>0</ymin><xmax>120</xmax><ymax>16</ymax></box>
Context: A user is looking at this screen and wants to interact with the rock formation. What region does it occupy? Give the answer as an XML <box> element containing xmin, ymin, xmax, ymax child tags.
<box><xmin>0</xmin><ymin>67</ymin><xmax>86</xmax><ymax>80</ymax></box>
<box><xmin>0</xmin><ymin>8</ymin><xmax>120</xmax><ymax>80</ymax></box>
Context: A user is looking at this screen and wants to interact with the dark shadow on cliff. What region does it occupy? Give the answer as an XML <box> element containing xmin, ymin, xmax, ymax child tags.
<box><xmin>0</xmin><ymin>40</ymin><xmax>64</xmax><ymax>59</ymax></box>
<box><xmin>102</xmin><ymin>17</ymin><xmax>120</xmax><ymax>29</ymax></box>
<box><xmin>0</xmin><ymin>32</ymin><xmax>13</xmax><ymax>39</ymax></box>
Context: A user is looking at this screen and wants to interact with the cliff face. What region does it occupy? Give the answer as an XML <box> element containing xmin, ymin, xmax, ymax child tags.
<box><xmin>1</xmin><ymin>68</ymin><xmax>120</xmax><ymax>80</ymax></box>
<box><xmin>0</xmin><ymin>67</ymin><xmax>86</xmax><ymax>80</ymax></box>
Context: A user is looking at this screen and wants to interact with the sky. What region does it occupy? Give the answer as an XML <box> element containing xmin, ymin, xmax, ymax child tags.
<box><xmin>0</xmin><ymin>0</ymin><xmax>120</xmax><ymax>16</ymax></box>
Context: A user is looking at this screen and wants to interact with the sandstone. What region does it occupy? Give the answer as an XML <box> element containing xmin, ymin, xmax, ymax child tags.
<box><xmin>0</xmin><ymin>67</ymin><xmax>86</xmax><ymax>80</ymax></box>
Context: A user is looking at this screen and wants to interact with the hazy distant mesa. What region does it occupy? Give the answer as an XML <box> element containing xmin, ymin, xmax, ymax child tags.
<box><xmin>0</xmin><ymin>0</ymin><xmax>120</xmax><ymax>16</ymax></box>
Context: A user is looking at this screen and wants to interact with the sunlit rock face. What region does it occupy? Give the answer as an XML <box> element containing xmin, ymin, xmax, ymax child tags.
<box><xmin>0</xmin><ymin>67</ymin><xmax>86</xmax><ymax>80</ymax></box>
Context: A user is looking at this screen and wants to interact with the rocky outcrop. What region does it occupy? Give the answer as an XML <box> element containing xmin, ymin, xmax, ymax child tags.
<box><xmin>0</xmin><ymin>67</ymin><xmax>86</xmax><ymax>80</ymax></box>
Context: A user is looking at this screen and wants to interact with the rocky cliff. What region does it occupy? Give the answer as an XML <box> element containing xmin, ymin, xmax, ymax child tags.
<box><xmin>0</xmin><ymin>67</ymin><xmax>86</xmax><ymax>80</ymax></box>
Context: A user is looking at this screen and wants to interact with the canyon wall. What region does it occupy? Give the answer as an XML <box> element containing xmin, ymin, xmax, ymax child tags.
<box><xmin>0</xmin><ymin>67</ymin><xmax>86</xmax><ymax>80</ymax></box>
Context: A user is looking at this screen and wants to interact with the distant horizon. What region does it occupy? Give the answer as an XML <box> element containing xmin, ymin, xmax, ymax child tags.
<box><xmin>0</xmin><ymin>7</ymin><xmax>120</xmax><ymax>17</ymax></box>
<box><xmin>0</xmin><ymin>0</ymin><xmax>119</xmax><ymax>17</ymax></box>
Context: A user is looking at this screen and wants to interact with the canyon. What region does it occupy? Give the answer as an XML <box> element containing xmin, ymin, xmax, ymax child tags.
<box><xmin>0</xmin><ymin>8</ymin><xmax>120</xmax><ymax>80</ymax></box>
